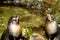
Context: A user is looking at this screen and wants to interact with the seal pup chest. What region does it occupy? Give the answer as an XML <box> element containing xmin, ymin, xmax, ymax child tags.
<box><xmin>9</xmin><ymin>24</ymin><xmax>22</xmax><ymax>37</ymax></box>
<box><xmin>46</xmin><ymin>21</ymin><xmax>57</xmax><ymax>35</ymax></box>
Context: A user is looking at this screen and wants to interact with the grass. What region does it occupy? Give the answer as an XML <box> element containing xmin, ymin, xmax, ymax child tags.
<box><xmin>0</xmin><ymin>6</ymin><xmax>60</xmax><ymax>40</ymax></box>
<box><xmin>0</xmin><ymin>6</ymin><xmax>45</xmax><ymax>39</ymax></box>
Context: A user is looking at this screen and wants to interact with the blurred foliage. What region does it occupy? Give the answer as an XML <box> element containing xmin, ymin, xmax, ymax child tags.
<box><xmin>0</xmin><ymin>7</ymin><xmax>45</xmax><ymax>40</ymax></box>
<box><xmin>0</xmin><ymin>0</ymin><xmax>60</xmax><ymax>40</ymax></box>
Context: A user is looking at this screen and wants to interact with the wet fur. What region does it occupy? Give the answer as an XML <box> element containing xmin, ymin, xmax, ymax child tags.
<box><xmin>45</xmin><ymin>14</ymin><xmax>58</xmax><ymax>40</ymax></box>
<box><xmin>1</xmin><ymin>29</ymin><xmax>26</xmax><ymax>40</ymax></box>
<box><xmin>1</xmin><ymin>16</ymin><xmax>27</xmax><ymax>40</ymax></box>
<box><xmin>9</xmin><ymin>23</ymin><xmax>22</xmax><ymax>37</ymax></box>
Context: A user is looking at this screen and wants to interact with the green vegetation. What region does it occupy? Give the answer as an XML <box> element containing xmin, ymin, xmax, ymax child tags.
<box><xmin>0</xmin><ymin>0</ymin><xmax>60</xmax><ymax>40</ymax></box>
<box><xmin>0</xmin><ymin>7</ymin><xmax>45</xmax><ymax>39</ymax></box>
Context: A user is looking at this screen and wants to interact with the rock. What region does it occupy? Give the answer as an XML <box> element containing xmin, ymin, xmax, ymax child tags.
<box><xmin>30</xmin><ymin>0</ymin><xmax>43</xmax><ymax>10</ymax></box>
<box><xmin>0</xmin><ymin>0</ymin><xmax>44</xmax><ymax>10</ymax></box>
<box><xmin>30</xmin><ymin>33</ymin><xmax>45</xmax><ymax>40</ymax></box>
